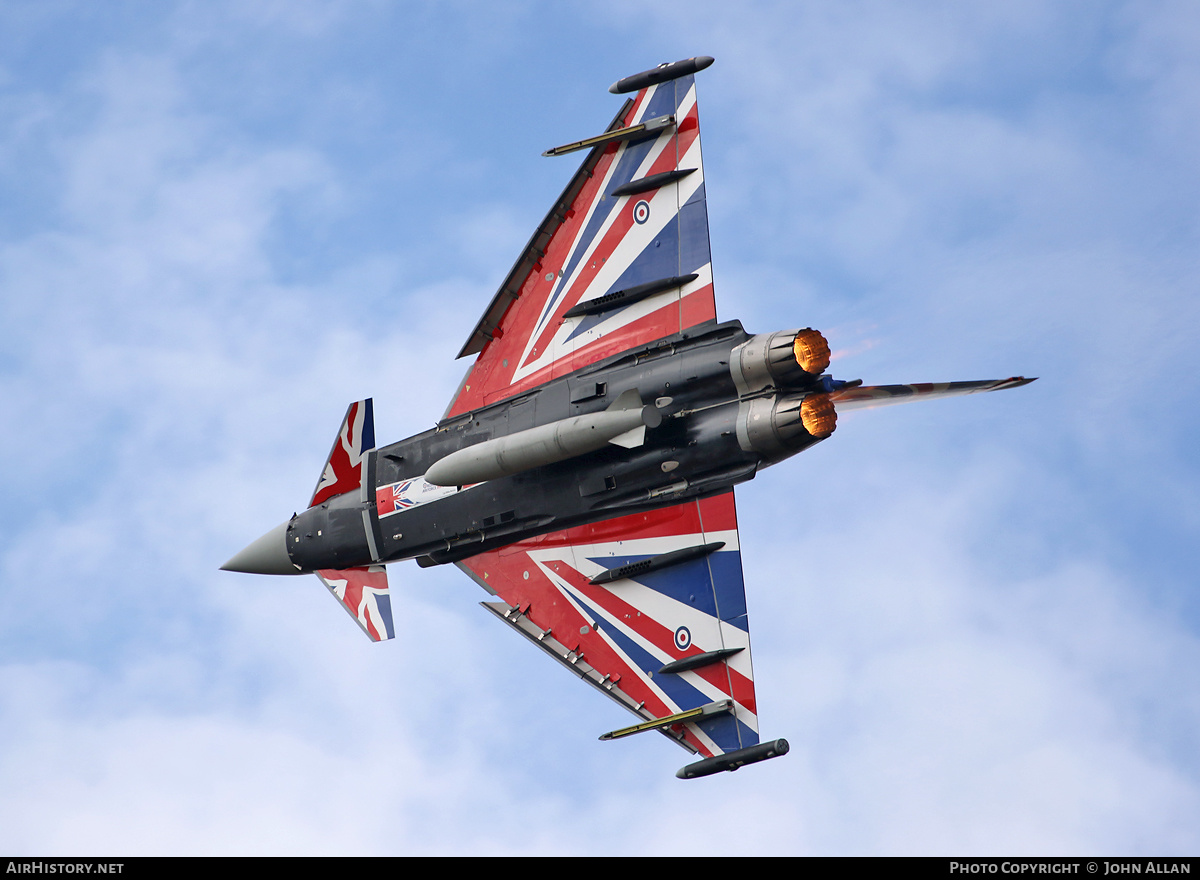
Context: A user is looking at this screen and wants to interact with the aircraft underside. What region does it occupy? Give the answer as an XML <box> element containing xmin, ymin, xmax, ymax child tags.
<box><xmin>221</xmin><ymin>56</ymin><xmax>1033</xmax><ymax>778</ymax></box>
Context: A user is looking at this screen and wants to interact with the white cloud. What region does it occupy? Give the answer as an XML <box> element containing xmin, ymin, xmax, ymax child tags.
<box><xmin>1</xmin><ymin>0</ymin><xmax>1197</xmax><ymax>856</ymax></box>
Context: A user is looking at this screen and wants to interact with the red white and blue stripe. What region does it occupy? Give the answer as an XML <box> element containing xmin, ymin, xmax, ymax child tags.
<box><xmin>446</xmin><ymin>75</ymin><xmax>716</xmax><ymax>417</ymax></box>
<box><xmin>458</xmin><ymin>492</ymin><xmax>758</xmax><ymax>759</ymax></box>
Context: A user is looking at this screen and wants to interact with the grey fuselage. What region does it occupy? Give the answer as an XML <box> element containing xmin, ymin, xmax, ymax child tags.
<box><xmin>285</xmin><ymin>320</ymin><xmax>835</xmax><ymax>573</ymax></box>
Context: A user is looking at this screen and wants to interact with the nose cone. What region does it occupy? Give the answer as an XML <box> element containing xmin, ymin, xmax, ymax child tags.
<box><xmin>220</xmin><ymin>521</ymin><xmax>300</xmax><ymax>575</ymax></box>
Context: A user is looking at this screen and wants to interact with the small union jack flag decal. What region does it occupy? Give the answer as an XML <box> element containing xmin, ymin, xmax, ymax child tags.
<box><xmin>375</xmin><ymin>477</ymin><xmax>465</xmax><ymax>519</ymax></box>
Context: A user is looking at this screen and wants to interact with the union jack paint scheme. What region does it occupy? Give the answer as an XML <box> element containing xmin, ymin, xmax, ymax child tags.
<box><xmin>446</xmin><ymin>63</ymin><xmax>717</xmax><ymax>417</ymax></box>
<box><xmin>316</xmin><ymin>565</ymin><xmax>394</xmax><ymax>642</ymax></box>
<box><xmin>311</xmin><ymin>399</ymin><xmax>374</xmax><ymax>507</ymax></box>
<box><xmin>458</xmin><ymin>492</ymin><xmax>758</xmax><ymax>759</ymax></box>
<box><xmin>283</xmin><ymin>398</ymin><xmax>396</xmax><ymax>642</ymax></box>
<box><xmin>222</xmin><ymin>56</ymin><xmax>1034</xmax><ymax>778</ymax></box>
<box><xmin>375</xmin><ymin>477</ymin><xmax>463</xmax><ymax>518</ymax></box>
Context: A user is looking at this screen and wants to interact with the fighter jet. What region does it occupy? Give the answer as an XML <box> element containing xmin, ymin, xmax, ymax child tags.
<box><xmin>222</xmin><ymin>56</ymin><xmax>1033</xmax><ymax>779</ymax></box>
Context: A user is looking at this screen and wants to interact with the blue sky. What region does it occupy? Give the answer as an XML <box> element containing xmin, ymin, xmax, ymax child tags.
<box><xmin>1</xmin><ymin>0</ymin><xmax>1198</xmax><ymax>855</ymax></box>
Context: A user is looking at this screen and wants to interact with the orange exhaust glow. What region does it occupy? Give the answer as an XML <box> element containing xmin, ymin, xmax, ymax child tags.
<box><xmin>800</xmin><ymin>394</ymin><xmax>837</xmax><ymax>438</ymax></box>
<box><xmin>793</xmin><ymin>329</ymin><xmax>831</xmax><ymax>375</ymax></box>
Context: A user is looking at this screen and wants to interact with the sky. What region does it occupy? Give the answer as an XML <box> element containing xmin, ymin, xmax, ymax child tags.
<box><xmin>1</xmin><ymin>0</ymin><xmax>1198</xmax><ymax>857</ymax></box>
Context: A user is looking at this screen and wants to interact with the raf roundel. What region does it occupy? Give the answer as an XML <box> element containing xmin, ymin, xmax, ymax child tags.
<box><xmin>674</xmin><ymin>625</ymin><xmax>692</xmax><ymax>651</ymax></box>
<box><xmin>632</xmin><ymin>199</ymin><xmax>651</xmax><ymax>225</ymax></box>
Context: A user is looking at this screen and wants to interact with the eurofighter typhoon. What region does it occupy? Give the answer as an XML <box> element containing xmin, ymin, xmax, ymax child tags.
<box><xmin>222</xmin><ymin>57</ymin><xmax>1033</xmax><ymax>779</ymax></box>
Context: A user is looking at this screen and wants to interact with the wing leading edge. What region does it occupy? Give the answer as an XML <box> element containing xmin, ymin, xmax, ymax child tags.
<box><xmin>446</xmin><ymin>65</ymin><xmax>718</xmax><ymax>418</ymax></box>
<box><xmin>458</xmin><ymin>491</ymin><xmax>761</xmax><ymax>763</ymax></box>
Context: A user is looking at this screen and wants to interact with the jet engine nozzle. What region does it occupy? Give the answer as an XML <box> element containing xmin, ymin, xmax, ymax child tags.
<box><xmin>730</xmin><ymin>328</ymin><xmax>831</xmax><ymax>394</ymax></box>
<box><xmin>800</xmin><ymin>393</ymin><xmax>836</xmax><ymax>438</ymax></box>
<box><xmin>735</xmin><ymin>391</ymin><xmax>837</xmax><ymax>462</ymax></box>
<box><xmin>793</xmin><ymin>328</ymin><xmax>831</xmax><ymax>376</ymax></box>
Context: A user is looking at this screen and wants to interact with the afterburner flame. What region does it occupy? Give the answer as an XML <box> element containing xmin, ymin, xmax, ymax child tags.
<box><xmin>800</xmin><ymin>394</ymin><xmax>837</xmax><ymax>438</ymax></box>
<box><xmin>793</xmin><ymin>329</ymin><xmax>831</xmax><ymax>375</ymax></box>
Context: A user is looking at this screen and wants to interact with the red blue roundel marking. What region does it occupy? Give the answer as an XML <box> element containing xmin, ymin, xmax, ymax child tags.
<box><xmin>674</xmin><ymin>625</ymin><xmax>692</xmax><ymax>650</ymax></box>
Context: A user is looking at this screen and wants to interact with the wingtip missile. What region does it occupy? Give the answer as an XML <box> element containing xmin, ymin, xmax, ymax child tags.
<box><xmin>609</xmin><ymin>55</ymin><xmax>715</xmax><ymax>95</ymax></box>
<box><xmin>676</xmin><ymin>738</ymin><xmax>791</xmax><ymax>779</ymax></box>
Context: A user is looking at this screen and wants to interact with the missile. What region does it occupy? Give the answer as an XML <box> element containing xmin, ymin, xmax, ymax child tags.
<box><xmin>425</xmin><ymin>389</ymin><xmax>661</xmax><ymax>487</ymax></box>
<box><xmin>609</xmin><ymin>56</ymin><xmax>715</xmax><ymax>95</ymax></box>
<box><xmin>676</xmin><ymin>738</ymin><xmax>790</xmax><ymax>779</ymax></box>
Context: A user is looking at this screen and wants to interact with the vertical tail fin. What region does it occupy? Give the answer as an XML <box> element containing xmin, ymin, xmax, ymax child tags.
<box><xmin>829</xmin><ymin>377</ymin><xmax>1035</xmax><ymax>413</ymax></box>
